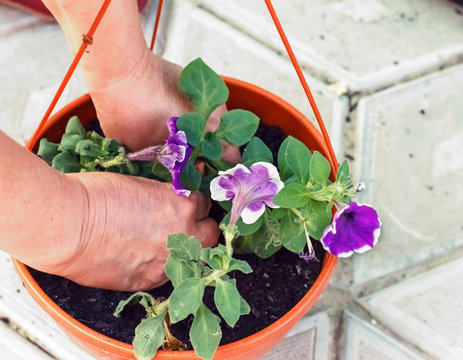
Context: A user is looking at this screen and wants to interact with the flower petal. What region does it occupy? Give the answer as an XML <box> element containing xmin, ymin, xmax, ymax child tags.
<box><xmin>241</xmin><ymin>203</ymin><xmax>266</xmax><ymax>224</ymax></box>
<box><xmin>210</xmin><ymin>162</ymin><xmax>284</xmax><ymax>225</ymax></box>
<box><xmin>321</xmin><ymin>202</ymin><xmax>381</xmax><ymax>257</ymax></box>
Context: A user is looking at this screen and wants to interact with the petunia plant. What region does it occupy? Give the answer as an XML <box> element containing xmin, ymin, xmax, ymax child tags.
<box><xmin>38</xmin><ymin>58</ymin><xmax>381</xmax><ymax>360</ymax></box>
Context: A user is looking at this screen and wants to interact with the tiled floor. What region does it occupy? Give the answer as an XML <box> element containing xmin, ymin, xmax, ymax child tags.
<box><xmin>1</xmin><ymin>0</ymin><xmax>462</xmax><ymax>359</ymax></box>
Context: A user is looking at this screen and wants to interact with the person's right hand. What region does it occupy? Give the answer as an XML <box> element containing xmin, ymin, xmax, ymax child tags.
<box><xmin>45</xmin><ymin>172</ymin><xmax>219</xmax><ymax>291</ymax></box>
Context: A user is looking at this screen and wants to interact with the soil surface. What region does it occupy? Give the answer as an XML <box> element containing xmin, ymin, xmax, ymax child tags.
<box><xmin>30</xmin><ymin>122</ymin><xmax>325</xmax><ymax>348</ymax></box>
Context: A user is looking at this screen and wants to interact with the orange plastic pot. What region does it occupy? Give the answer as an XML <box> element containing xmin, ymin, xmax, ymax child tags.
<box><xmin>13</xmin><ymin>77</ymin><xmax>337</xmax><ymax>360</ymax></box>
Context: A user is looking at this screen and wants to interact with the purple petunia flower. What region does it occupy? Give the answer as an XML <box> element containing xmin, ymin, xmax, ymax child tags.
<box><xmin>127</xmin><ymin>117</ymin><xmax>192</xmax><ymax>197</ymax></box>
<box><xmin>320</xmin><ymin>202</ymin><xmax>381</xmax><ymax>257</ymax></box>
<box><xmin>210</xmin><ymin>162</ymin><xmax>284</xmax><ymax>225</ymax></box>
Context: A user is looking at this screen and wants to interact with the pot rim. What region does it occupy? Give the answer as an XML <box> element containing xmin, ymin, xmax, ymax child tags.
<box><xmin>14</xmin><ymin>76</ymin><xmax>338</xmax><ymax>359</ymax></box>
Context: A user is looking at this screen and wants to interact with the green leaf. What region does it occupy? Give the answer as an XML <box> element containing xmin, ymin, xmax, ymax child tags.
<box><xmin>113</xmin><ymin>292</ymin><xmax>155</xmax><ymax>317</ymax></box>
<box><xmin>305</xmin><ymin>200</ymin><xmax>333</xmax><ymax>240</ymax></box>
<box><xmin>214</xmin><ymin>279</ymin><xmax>242</xmax><ymax>327</ymax></box>
<box><xmin>178</xmin><ymin>58</ymin><xmax>229</xmax><ymax>119</ymax></box>
<box><xmin>151</xmin><ymin>162</ymin><xmax>172</xmax><ymax>182</ymax></box>
<box><xmin>201</xmin><ymin>248</ymin><xmax>223</xmax><ymax>271</ymax></box>
<box><xmin>280</xmin><ymin>213</ymin><xmax>307</xmax><ymax>253</ymax></box>
<box><xmin>180</xmin><ymin>158</ymin><xmax>201</xmax><ymax>191</ymax></box>
<box><xmin>242</xmin><ymin>137</ymin><xmax>273</xmax><ymax>165</ymax></box>
<box><xmin>190</xmin><ymin>304</ymin><xmax>222</xmax><ymax>360</ymax></box>
<box><xmin>336</xmin><ymin>160</ymin><xmax>349</xmax><ymax>180</ymax></box>
<box><xmin>273</xmin><ymin>183</ymin><xmax>310</xmax><ymax>208</ymax></box>
<box><xmin>310</xmin><ymin>151</ymin><xmax>331</xmax><ymax>185</ymax></box>
<box><xmin>52</xmin><ymin>152</ymin><xmax>81</xmax><ymax>173</ymax></box>
<box><xmin>215</xmin><ymin>109</ymin><xmax>259</xmax><ymax>146</ymax></box>
<box><xmin>75</xmin><ymin>139</ymin><xmax>103</xmax><ymax>158</ymax></box>
<box><xmin>167</xmin><ymin>233</ymin><xmax>202</xmax><ymax>262</ymax></box>
<box><xmin>176</xmin><ymin>112</ymin><xmax>206</xmax><ymax>146</ymax></box>
<box><xmin>65</xmin><ymin>116</ymin><xmax>86</xmax><ymax>137</ymax></box>
<box><xmin>236</xmin><ymin>212</ymin><xmax>282</xmax><ymax>258</ymax></box>
<box><xmin>200</xmin><ymin>133</ymin><xmax>223</xmax><ymax>161</ymax></box>
<box><xmin>133</xmin><ymin>311</ymin><xmax>167</xmax><ymax>360</ymax></box>
<box><xmin>278</xmin><ymin>136</ymin><xmax>312</xmax><ymax>183</ymax></box>
<box><xmin>239</xmin><ymin>296</ymin><xmax>251</xmax><ymax>316</ymax></box>
<box><xmin>169</xmin><ymin>278</ymin><xmax>205</xmax><ymax>323</ymax></box>
<box><xmin>37</xmin><ymin>138</ymin><xmax>60</xmax><ymax>165</ymax></box>
<box><xmin>165</xmin><ymin>254</ymin><xmax>196</xmax><ymax>287</ymax></box>
<box><xmin>228</xmin><ymin>258</ymin><xmax>253</xmax><ymax>274</ymax></box>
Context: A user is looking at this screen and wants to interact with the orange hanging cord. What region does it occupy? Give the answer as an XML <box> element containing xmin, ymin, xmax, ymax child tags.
<box><xmin>264</xmin><ymin>0</ymin><xmax>338</xmax><ymax>171</ymax></box>
<box><xmin>149</xmin><ymin>0</ymin><xmax>164</xmax><ymax>51</ymax></box>
<box><xmin>26</xmin><ymin>0</ymin><xmax>113</xmax><ymax>150</ymax></box>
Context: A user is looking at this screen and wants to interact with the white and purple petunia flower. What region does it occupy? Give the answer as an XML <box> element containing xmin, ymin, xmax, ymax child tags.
<box><xmin>127</xmin><ymin>117</ymin><xmax>192</xmax><ymax>197</ymax></box>
<box><xmin>210</xmin><ymin>162</ymin><xmax>284</xmax><ymax>225</ymax></box>
<box><xmin>320</xmin><ymin>202</ymin><xmax>381</xmax><ymax>257</ymax></box>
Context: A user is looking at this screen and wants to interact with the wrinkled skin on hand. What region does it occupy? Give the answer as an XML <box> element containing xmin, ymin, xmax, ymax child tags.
<box><xmin>53</xmin><ymin>173</ymin><xmax>219</xmax><ymax>291</ymax></box>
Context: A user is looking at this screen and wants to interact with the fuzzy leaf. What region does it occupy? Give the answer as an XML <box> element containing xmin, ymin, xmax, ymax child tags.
<box><xmin>336</xmin><ymin>160</ymin><xmax>349</xmax><ymax>180</ymax></box>
<box><xmin>113</xmin><ymin>292</ymin><xmax>155</xmax><ymax>317</ymax></box>
<box><xmin>278</xmin><ymin>136</ymin><xmax>312</xmax><ymax>183</ymax></box>
<box><xmin>180</xmin><ymin>158</ymin><xmax>201</xmax><ymax>191</ymax></box>
<box><xmin>178</xmin><ymin>58</ymin><xmax>229</xmax><ymax>119</ymax></box>
<box><xmin>215</xmin><ymin>109</ymin><xmax>259</xmax><ymax>146</ymax></box>
<box><xmin>273</xmin><ymin>183</ymin><xmax>310</xmax><ymax>208</ymax></box>
<box><xmin>75</xmin><ymin>139</ymin><xmax>103</xmax><ymax>158</ymax></box>
<box><xmin>37</xmin><ymin>138</ymin><xmax>60</xmax><ymax>165</ymax></box>
<box><xmin>227</xmin><ymin>258</ymin><xmax>253</xmax><ymax>274</ymax></box>
<box><xmin>167</xmin><ymin>233</ymin><xmax>202</xmax><ymax>262</ymax></box>
<box><xmin>242</xmin><ymin>137</ymin><xmax>273</xmax><ymax>165</ymax></box>
<box><xmin>176</xmin><ymin>112</ymin><xmax>206</xmax><ymax>146</ymax></box>
<box><xmin>200</xmin><ymin>133</ymin><xmax>223</xmax><ymax>161</ymax></box>
<box><xmin>165</xmin><ymin>254</ymin><xmax>196</xmax><ymax>287</ymax></box>
<box><xmin>169</xmin><ymin>278</ymin><xmax>205</xmax><ymax>323</ymax></box>
<box><xmin>190</xmin><ymin>304</ymin><xmax>222</xmax><ymax>360</ymax></box>
<box><xmin>201</xmin><ymin>248</ymin><xmax>223</xmax><ymax>271</ymax></box>
<box><xmin>310</xmin><ymin>151</ymin><xmax>331</xmax><ymax>185</ymax></box>
<box><xmin>214</xmin><ymin>279</ymin><xmax>242</xmax><ymax>327</ymax></box>
<box><xmin>133</xmin><ymin>310</ymin><xmax>167</xmax><ymax>360</ymax></box>
<box><xmin>280</xmin><ymin>213</ymin><xmax>307</xmax><ymax>253</ymax></box>
<box><xmin>65</xmin><ymin>116</ymin><xmax>86</xmax><ymax>137</ymax></box>
<box><xmin>52</xmin><ymin>152</ymin><xmax>81</xmax><ymax>173</ymax></box>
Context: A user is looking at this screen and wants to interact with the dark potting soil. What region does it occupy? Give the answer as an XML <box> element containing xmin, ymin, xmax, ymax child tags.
<box><xmin>29</xmin><ymin>122</ymin><xmax>325</xmax><ymax>348</ymax></box>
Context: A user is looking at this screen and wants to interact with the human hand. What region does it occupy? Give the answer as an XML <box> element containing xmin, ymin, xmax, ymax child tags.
<box><xmin>51</xmin><ymin>172</ymin><xmax>219</xmax><ymax>291</ymax></box>
<box><xmin>89</xmin><ymin>52</ymin><xmax>241</xmax><ymax>163</ymax></box>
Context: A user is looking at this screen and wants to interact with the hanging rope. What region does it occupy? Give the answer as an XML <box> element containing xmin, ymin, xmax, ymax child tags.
<box><xmin>26</xmin><ymin>0</ymin><xmax>113</xmax><ymax>150</ymax></box>
<box><xmin>149</xmin><ymin>0</ymin><xmax>164</xmax><ymax>51</ymax></box>
<box><xmin>264</xmin><ymin>0</ymin><xmax>338</xmax><ymax>171</ymax></box>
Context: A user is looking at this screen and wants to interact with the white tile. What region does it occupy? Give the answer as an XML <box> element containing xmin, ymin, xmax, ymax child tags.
<box><xmin>343</xmin><ymin>311</ymin><xmax>426</xmax><ymax>360</ymax></box>
<box><xmin>359</xmin><ymin>258</ymin><xmax>463</xmax><ymax>360</ymax></box>
<box><xmin>198</xmin><ymin>0</ymin><xmax>463</xmax><ymax>92</ymax></box>
<box><xmin>354</xmin><ymin>64</ymin><xmax>463</xmax><ymax>282</ymax></box>
<box><xmin>263</xmin><ymin>311</ymin><xmax>331</xmax><ymax>360</ymax></box>
<box><xmin>0</xmin><ymin>252</ymin><xmax>94</xmax><ymax>360</ymax></box>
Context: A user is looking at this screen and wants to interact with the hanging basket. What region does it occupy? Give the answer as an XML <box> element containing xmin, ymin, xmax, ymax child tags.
<box><xmin>13</xmin><ymin>1</ymin><xmax>339</xmax><ymax>359</ymax></box>
<box><xmin>14</xmin><ymin>77</ymin><xmax>337</xmax><ymax>359</ymax></box>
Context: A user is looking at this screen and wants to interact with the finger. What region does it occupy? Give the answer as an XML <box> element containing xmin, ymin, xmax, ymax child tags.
<box><xmin>188</xmin><ymin>191</ymin><xmax>211</xmax><ymax>220</ymax></box>
<box><xmin>222</xmin><ymin>142</ymin><xmax>241</xmax><ymax>163</ymax></box>
<box><xmin>194</xmin><ymin>218</ymin><xmax>220</xmax><ymax>248</ymax></box>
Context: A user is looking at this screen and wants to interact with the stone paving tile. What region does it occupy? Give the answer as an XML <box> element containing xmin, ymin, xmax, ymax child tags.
<box><xmin>342</xmin><ymin>310</ymin><xmax>427</xmax><ymax>360</ymax></box>
<box><xmin>359</xmin><ymin>257</ymin><xmax>463</xmax><ymax>360</ymax></box>
<box><xmin>0</xmin><ymin>251</ymin><xmax>95</xmax><ymax>360</ymax></box>
<box><xmin>198</xmin><ymin>0</ymin><xmax>463</xmax><ymax>92</ymax></box>
<box><xmin>0</xmin><ymin>320</ymin><xmax>53</xmax><ymax>360</ymax></box>
<box><xmin>353</xmin><ymin>64</ymin><xmax>463</xmax><ymax>283</ymax></box>
<box><xmin>161</xmin><ymin>0</ymin><xmax>348</xmax><ymax>157</ymax></box>
<box><xmin>263</xmin><ymin>311</ymin><xmax>331</xmax><ymax>360</ymax></box>
<box><xmin>0</xmin><ymin>8</ymin><xmax>86</xmax><ymax>144</ymax></box>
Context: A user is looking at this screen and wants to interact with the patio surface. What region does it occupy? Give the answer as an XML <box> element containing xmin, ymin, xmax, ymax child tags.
<box><xmin>1</xmin><ymin>0</ymin><xmax>463</xmax><ymax>359</ymax></box>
